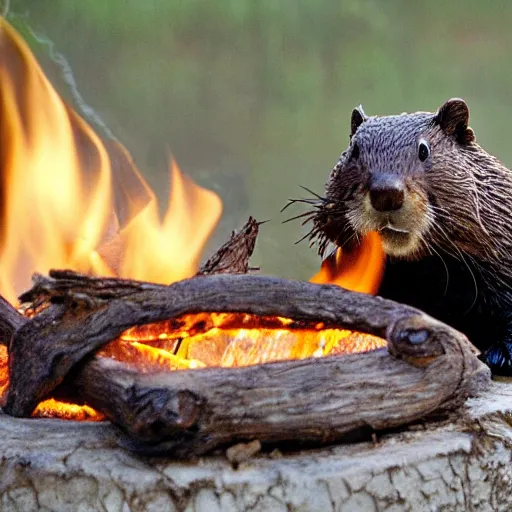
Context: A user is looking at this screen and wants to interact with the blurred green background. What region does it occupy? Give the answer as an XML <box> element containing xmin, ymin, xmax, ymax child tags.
<box><xmin>9</xmin><ymin>1</ymin><xmax>512</xmax><ymax>279</ymax></box>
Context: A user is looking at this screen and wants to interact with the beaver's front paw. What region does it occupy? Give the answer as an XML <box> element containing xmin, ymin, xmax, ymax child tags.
<box><xmin>479</xmin><ymin>340</ymin><xmax>512</xmax><ymax>376</ymax></box>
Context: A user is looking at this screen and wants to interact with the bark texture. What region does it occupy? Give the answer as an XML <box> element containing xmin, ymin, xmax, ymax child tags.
<box><xmin>197</xmin><ymin>216</ymin><xmax>260</xmax><ymax>275</ymax></box>
<box><xmin>0</xmin><ymin>295</ymin><xmax>23</xmax><ymax>345</ymax></box>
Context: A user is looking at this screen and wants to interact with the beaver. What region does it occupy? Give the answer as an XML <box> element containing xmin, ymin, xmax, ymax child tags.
<box><xmin>304</xmin><ymin>98</ymin><xmax>512</xmax><ymax>376</ymax></box>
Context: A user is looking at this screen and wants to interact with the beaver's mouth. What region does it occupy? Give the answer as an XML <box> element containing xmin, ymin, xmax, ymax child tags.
<box><xmin>378</xmin><ymin>225</ymin><xmax>415</xmax><ymax>256</ymax></box>
<box><xmin>380</xmin><ymin>225</ymin><xmax>410</xmax><ymax>239</ymax></box>
<box><xmin>345</xmin><ymin>196</ymin><xmax>428</xmax><ymax>258</ymax></box>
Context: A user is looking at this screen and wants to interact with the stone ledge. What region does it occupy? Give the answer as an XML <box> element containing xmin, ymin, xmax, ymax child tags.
<box><xmin>0</xmin><ymin>381</ymin><xmax>510</xmax><ymax>511</ymax></box>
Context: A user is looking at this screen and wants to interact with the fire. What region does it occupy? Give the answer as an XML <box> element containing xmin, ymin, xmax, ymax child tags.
<box><xmin>0</xmin><ymin>19</ymin><xmax>387</xmax><ymax>421</ymax></box>
<box><xmin>116</xmin><ymin>160</ymin><xmax>221</xmax><ymax>283</ymax></box>
<box><xmin>0</xmin><ymin>18</ymin><xmax>222</xmax><ymax>303</ymax></box>
<box><xmin>99</xmin><ymin>313</ymin><xmax>386</xmax><ymax>370</ymax></box>
<box><xmin>33</xmin><ymin>399</ymin><xmax>104</xmax><ymax>422</ymax></box>
<box><xmin>310</xmin><ymin>232</ymin><xmax>385</xmax><ymax>294</ymax></box>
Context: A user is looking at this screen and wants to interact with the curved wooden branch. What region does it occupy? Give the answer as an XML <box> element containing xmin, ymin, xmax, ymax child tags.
<box><xmin>4</xmin><ymin>271</ymin><xmax>489</xmax><ymax>457</ymax></box>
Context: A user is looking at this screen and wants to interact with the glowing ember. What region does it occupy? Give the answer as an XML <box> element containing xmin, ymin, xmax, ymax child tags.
<box><xmin>0</xmin><ymin>344</ymin><xmax>105</xmax><ymax>420</ymax></box>
<box><xmin>100</xmin><ymin>339</ymin><xmax>206</xmax><ymax>371</ymax></box>
<box><xmin>99</xmin><ymin>313</ymin><xmax>386</xmax><ymax>370</ymax></box>
<box><xmin>0</xmin><ymin>19</ymin><xmax>387</xmax><ymax>422</ymax></box>
<box><xmin>0</xmin><ymin>345</ymin><xmax>8</xmax><ymax>400</ymax></box>
<box><xmin>33</xmin><ymin>399</ymin><xmax>104</xmax><ymax>421</ymax></box>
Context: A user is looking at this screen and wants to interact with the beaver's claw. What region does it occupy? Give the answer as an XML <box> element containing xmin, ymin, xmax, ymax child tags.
<box><xmin>479</xmin><ymin>340</ymin><xmax>512</xmax><ymax>376</ymax></box>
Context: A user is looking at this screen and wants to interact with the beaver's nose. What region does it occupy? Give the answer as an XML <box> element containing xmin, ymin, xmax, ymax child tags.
<box><xmin>369</xmin><ymin>173</ymin><xmax>405</xmax><ymax>212</ymax></box>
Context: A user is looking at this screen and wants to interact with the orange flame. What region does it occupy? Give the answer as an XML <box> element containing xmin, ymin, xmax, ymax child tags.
<box><xmin>116</xmin><ymin>160</ymin><xmax>221</xmax><ymax>283</ymax></box>
<box><xmin>0</xmin><ymin>18</ymin><xmax>222</xmax><ymax>303</ymax></box>
<box><xmin>310</xmin><ymin>232</ymin><xmax>385</xmax><ymax>295</ymax></box>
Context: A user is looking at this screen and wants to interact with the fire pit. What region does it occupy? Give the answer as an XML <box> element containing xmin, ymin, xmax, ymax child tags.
<box><xmin>0</xmin><ymin>17</ymin><xmax>509</xmax><ymax>511</ymax></box>
<box><xmin>1</xmin><ymin>267</ymin><xmax>487</xmax><ymax>456</ymax></box>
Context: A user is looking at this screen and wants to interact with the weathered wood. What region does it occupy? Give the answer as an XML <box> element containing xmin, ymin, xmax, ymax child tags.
<box><xmin>198</xmin><ymin>216</ymin><xmax>260</xmax><ymax>275</ymax></box>
<box><xmin>4</xmin><ymin>271</ymin><xmax>489</xmax><ymax>455</ymax></box>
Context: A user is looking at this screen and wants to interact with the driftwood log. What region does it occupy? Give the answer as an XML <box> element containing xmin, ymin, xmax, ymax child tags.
<box><xmin>3</xmin><ymin>267</ymin><xmax>489</xmax><ymax>456</ymax></box>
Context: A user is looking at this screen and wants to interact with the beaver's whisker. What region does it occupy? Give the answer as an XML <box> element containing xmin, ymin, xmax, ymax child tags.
<box><xmin>429</xmin><ymin>204</ymin><xmax>458</xmax><ymax>225</ymax></box>
<box><xmin>429</xmin><ymin>221</ymin><xmax>461</xmax><ymax>262</ymax></box>
<box><xmin>430</xmin><ymin>227</ymin><xmax>460</xmax><ymax>262</ymax></box>
<box><xmin>417</xmin><ymin>214</ymin><xmax>451</xmax><ymax>295</ymax></box>
<box><xmin>340</xmin><ymin>230</ymin><xmax>358</xmax><ymax>248</ymax></box>
<box><xmin>317</xmin><ymin>237</ymin><xmax>331</xmax><ymax>257</ymax></box>
<box><xmin>295</xmin><ymin>199</ymin><xmax>324</xmax><ymax>206</ymax></box>
<box><xmin>282</xmin><ymin>210</ymin><xmax>319</xmax><ymax>224</ymax></box>
<box><xmin>299</xmin><ymin>185</ymin><xmax>327</xmax><ymax>201</ymax></box>
<box><xmin>295</xmin><ymin>227</ymin><xmax>319</xmax><ymax>245</ymax></box>
<box><xmin>281</xmin><ymin>198</ymin><xmax>325</xmax><ymax>214</ymax></box>
<box><xmin>281</xmin><ymin>185</ymin><xmax>329</xmax><ymax>214</ymax></box>
<box><xmin>280</xmin><ymin>200</ymin><xmax>301</xmax><ymax>213</ymax></box>
<box><xmin>430</xmin><ymin>221</ymin><xmax>480</xmax><ymax>311</ymax></box>
<box><xmin>429</xmin><ymin>243</ymin><xmax>450</xmax><ymax>296</ymax></box>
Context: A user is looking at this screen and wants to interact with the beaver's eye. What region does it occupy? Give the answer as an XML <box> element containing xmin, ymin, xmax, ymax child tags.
<box><xmin>418</xmin><ymin>140</ymin><xmax>430</xmax><ymax>162</ymax></box>
<box><xmin>351</xmin><ymin>143</ymin><xmax>360</xmax><ymax>160</ymax></box>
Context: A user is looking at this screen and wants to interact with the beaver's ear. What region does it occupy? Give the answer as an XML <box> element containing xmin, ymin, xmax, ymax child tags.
<box><xmin>350</xmin><ymin>105</ymin><xmax>367</xmax><ymax>138</ymax></box>
<box><xmin>434</xmin><ymin>98</ymin><xmax>475</xmax><ymax>144</ymax></box>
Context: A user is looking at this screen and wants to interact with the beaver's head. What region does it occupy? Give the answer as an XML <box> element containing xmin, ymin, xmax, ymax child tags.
<box><xmin>317</xmin><ymin>98</ymin><xmax>480</xmax><ymax>259</ymax></box>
